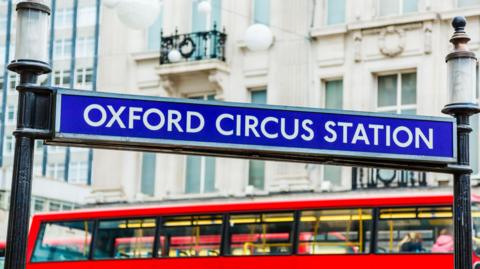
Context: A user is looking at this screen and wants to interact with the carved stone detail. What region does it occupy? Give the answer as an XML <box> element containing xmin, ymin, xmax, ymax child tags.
<box><xmin>159</xmin><ymin>76</ymin><xmax>177</xmax><ymax>96</ymax></box>
<box><xmin>208</xmin><ymin>70</ymin><xmax>228</xmax><ymax>99</ymax></box>
<box><xmin>353</xmin><ymin>31</ymin><xmax>363</xmax><ymax>62</ymax></box>
<box><xmin>378</xmin><ymin>26</ymin><xmax>405</xmax><ymax>57</ymax></box>
<box><xmin>424</xmin><ymin>22</ymin><xmax>433</xmax><ymax>55</ymax></box>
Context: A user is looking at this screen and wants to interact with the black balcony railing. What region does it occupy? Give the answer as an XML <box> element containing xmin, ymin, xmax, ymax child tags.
<box><xmin>160</xmin><ymin>24</ymin><xmax>226</xmax><ymax>65</ymax></box>
<box><xmin>352</xmin><ymin>167</ymin><xmax>427</xmax><ymax>190</ymax></box>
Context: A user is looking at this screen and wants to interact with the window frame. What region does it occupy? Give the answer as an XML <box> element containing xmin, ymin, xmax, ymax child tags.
<box><xmin>325</xmin><ymin>0</ymin><xmax>346</xmax><ymax>26</ymax></box>
<box><xmin>30</xmin><ymin>204</ymin><xmax>455</xmax><ymax>263</ymax></box>
<box><xmin>184</xmin><ymin>93</ymin><xmax>217</xmax><ymax>194</ymax></box>
<box><xmin>252</xmin><ymin>0</ymin><xmax>270</xmax><ymax>25</ymax></box>
<box><xmin>31</xmin><ymin>220</ymin><xmax>95</xmax><ymax>262</ymax></box>
<box><xmin>376</xmin><ymin>70</ymin><xmax>417</xmax><ymax>114</ymax></box>
<box><xmin>248</xmin><ymin>89</ymin><xmax>267</xmax><ymax>190</ymax></box>
<box><xmin>92</xmin><ymin>217</ymin><xmax>158</xmax><ymax>260</ymax></box>
<box><xmin>226</xmin><ymin>210</ymin><xmax>296</xmax><ymax>257</ymax></box>
<box><xmin>456</xmin><ymin>0</ymin><xmax>480</xmax><ymax>8</ymax></box>
<box><xmin>374</xmin><ymin>205</ymin><xmax>454</xmax><ymax>255</ymax></box>
<box><xmin>321</xmin><ymin>78</ymin><xmax>344</xmax><ymax>187</ymax></box>
<box><xmin>377</xmin><ymin>0</ymin><xmax>418</xmax><ymax>17</ymax></box>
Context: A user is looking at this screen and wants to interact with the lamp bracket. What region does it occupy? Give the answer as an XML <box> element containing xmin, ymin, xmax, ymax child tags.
<box><xmin>13</xmin><ymin>85</ymin><xmax>56</xmax><ymax>139</ymax></box>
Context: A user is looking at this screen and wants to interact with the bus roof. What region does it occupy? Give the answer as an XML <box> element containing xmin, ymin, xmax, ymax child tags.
<box><xmin>31</xmin><ymin>194</ymin><xmax>455</xmax><ymax>222</ymax></box>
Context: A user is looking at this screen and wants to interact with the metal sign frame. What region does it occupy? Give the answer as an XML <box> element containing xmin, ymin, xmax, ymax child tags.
<box><xmin>47</xmin><ymin>88</ymin><xmax>457</xmax><ymax>171</ymax></box>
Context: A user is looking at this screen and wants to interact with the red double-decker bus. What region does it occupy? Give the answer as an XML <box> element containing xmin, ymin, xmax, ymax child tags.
<box><xmin>24</xmin><ymin>194</ymin><xmax>480</xmax><ymax>269</ymax></box>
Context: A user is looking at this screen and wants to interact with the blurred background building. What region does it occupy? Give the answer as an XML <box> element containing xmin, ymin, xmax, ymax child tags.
<box><xmin>1</xmin><ymin>0</ymin><xmax>480</xmax><ymax>240</ymax></box>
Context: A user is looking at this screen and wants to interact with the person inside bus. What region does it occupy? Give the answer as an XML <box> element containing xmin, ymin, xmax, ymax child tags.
<box><xmin>398</xmin><ymin>232</ymin><xmax>424</xmax><ymax>253</ymax></box>
<box><xmin>432</xmin><ymin>228</ymin><xmax>454</xmax><ymax>253</ymax></box>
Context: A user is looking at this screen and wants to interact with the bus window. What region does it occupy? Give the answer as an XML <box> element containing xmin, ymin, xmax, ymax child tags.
<box><xmin>93</xmin><ymin>218</ymin><xmax>156</xmax><ymax>259</ymax></box>
<box><xmin>298</xmin><ymin>208</ymin><xmax>372</xmax><ymax>254</ymax></box>
<box><xmin>472</xmin><ymin>202</ymin><xmax>480</xmax><ymax>257</ymax></box>
<box><xmin>158</xmin><ymin>215</ymin><xmax>222</xmax><ymax>257</ymax></box>
<box><xmin>377</xmin><ymin>207</ymin><xmax>453</xmax><ymax>253</ymax></box>
<box><xmin>228</xmin><ymin>212</ymin><xmax>294</xmax><ymax>256</ymax></box>
<box><xmin>31</xmin><ymin>221</ymin><xmax>93</xmax><ymax>262</ymax></box>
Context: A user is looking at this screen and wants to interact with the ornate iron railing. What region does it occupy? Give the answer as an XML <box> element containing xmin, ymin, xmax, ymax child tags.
<box><xmin>160</xmin><ymin>24</ymin><xmax>226</xmax><ymax>65</ymax></box>
<box><xmin>351</xmin><ymin>167</ymin><xmax>427</xmax><ymax>190</ymax></box>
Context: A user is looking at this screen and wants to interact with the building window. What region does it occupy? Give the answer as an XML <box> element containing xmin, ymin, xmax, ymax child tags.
<box><xmin>54</xmin><ymin>38</ymin><xmax>72</xmax><ymax>59</ymax></box>
<box><xmin>33</xmin><ymin>198</ymin><xmax>45</xmax><ymax>213</ymax></box>
<box><xmin>248</xmin><ymin>90</ymin><xmax>267</xmax><ymax>190</ymax></box>
<box><xmin>62</xmin><ymin>203</ymin><xmax>73</xmax><ymax>211</ymax></box>
<box><xmin>76</xmin><ymin>67</ymin><xmax>93</xmax><ymax>89</ymax></box>
<box><xmin>253</xmin><ymin>0</ymin><xmax>270</xmax><ymax>25</ymax></box>
<box><xmin>6</xmin><ymin>104</ymin><xmax>15</xmax><ymax>123</ymax></box>
<box><xmin>69</xmin><ymin>162</ymin><xmax>88</xmax><ymax>184</ymax></box>
<box><xmin>458</xmin><ymin>0</ymin><xmax>480</xmax><ymax>7</ymax></box>
<box><xmin>47</xmin><ymin>163</ymin><xmax>65</xmax><ymax>180</ymax></box>
<box><xmin>54</xmin><ymin>70</ymin><xmax>71</xmax><ymax>87</ymax></box>
<box><xmin>323</xmin><ymin>79</ymin><xmax>343</xmax><ymax>186</ymax></box>
<box><xmin>76</xmin><ymin>36</ymin><xmax>94</xmax><ymax>58</ymax></box>
<box><xmin>326</xmin><ymin>0</ymin><xmax>345</xmax><ymax>25</ymax></box>
<box><xmin>9</xmin><ymin>74</ymin><xmax>18</xmax><ymax>91</ymax></box>
<box><xmin>0</xmin><ymin>191</ymin><xmax>6</xmax><ymax>210</ymax></box>
<box><xmin>0</xmin><ymin>46</ymin><xmax>4</xmax><ymax>65</ymax></box>
<box><xmin>147</xmin><ymin>10</ymin><xmax>163</xmax><ymax>51</ymax></box>
<box><xmin>378</xmin><ymin>0</ymin><xmax>417</xmax><ymax>16</ymax></box>
<box><xmin>78</xmin><ymin>6</ymin><xmax>95</xmax><ymax>26</ymax></box>
<box><xmin>49</xmin><ymin>201</ymin><xmax>61</xmax><ymax>211</ymax></box>
<box><xmin>186</xmin><ymin>155</ymin><xmax>216</xmax><ymax>194</ymax></box>
<box><xmin>192</xmin><ymin>0</ymin><xmax>221</xmax><ymax>31</ymax></box>
<box><xmin>141</xmin><ymin>153</ymin><xmax>156</xmax><ymax>196</ymax></box>
<box><xmin>55</xmin><ymin>8</ymin><xmax>73</xmax><ymax>29</ymax></box>
<box><xmin>376</xmin><ymin>72</ymin><xmax>416</xmax><ymax>181</ymax></box>
<box><xmin>35</xmin><ymin>140</ymin><xmax>44</xmax><ymax>150</ymax></box>
<box><xmin>377</xmin><ymin>72</ymin><xmax>416</xmax><ymax>114</ymax></box>
<box><xmin>185</xmin><ymin>94</ymin><xmax>216</xmax><ymax>194</ymax></box>
<box><xmin>4</xmin><ymin>135</ymin><xmax>14</xmax><ymax>154</ymax></box>
<box><xmin>48</xmin><ymin>146</ymin><xmax>64</xmax><ymax>153</ymax></box>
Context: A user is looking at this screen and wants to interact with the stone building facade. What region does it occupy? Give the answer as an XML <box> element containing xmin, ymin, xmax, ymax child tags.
<box><xmin>88</xmin><ymin>0</ymin><xmax>480</xmax><ymax>204</ymax></box>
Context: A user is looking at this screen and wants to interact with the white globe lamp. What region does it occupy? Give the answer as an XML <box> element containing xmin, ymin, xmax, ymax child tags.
<box><xmin>103</xmin><ymin>0</ymin><xmax>120</xmax><ymax>9</ymax></box>
<box><xmin>116</xmin><ymin>0</ymin><xmax>161</xmax><ymax>29</ymax></box>
<box><xmin>198</xmin><ymin>1</ymin><xmax>212</xmax><ymax>14</ymax></box>
<box><xmin>168</xmin><ymin>49</ymin><xmax>182</xmax><ymax>63</ymax></box>
<box><xmin>244</xmin><ymin>24</ymin><xmax>273</xmax><ymax>51</ymax></box>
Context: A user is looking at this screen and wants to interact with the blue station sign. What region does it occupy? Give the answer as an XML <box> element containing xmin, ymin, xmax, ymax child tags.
<box><xmin>52</xmin><ymin>90</ymin><xmax>456</xmax><ymax>164</ymax></box>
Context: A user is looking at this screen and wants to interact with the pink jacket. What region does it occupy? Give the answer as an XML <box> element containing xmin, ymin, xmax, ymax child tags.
<box><xmin>432</xmin><ymin>235</ymin><xmax>454</xmax><ymax>253</ymax></box>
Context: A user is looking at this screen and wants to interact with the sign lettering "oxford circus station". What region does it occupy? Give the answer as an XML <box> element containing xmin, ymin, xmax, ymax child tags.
<box><xmin>53</xmin><ymin>91</ymin><xmax>456</xmax><ymax>163</ymax></box>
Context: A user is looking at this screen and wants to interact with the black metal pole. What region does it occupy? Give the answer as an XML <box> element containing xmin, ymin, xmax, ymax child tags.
<box><xmin>442</xmin><ymin>17</ymin><xmax>480</xmax><ymax>269</ymax></box>
<box><xmin>4</xmin><ymin>73</ymin><xmax>37</xmax><ymax>269</ymax></box>
<box><xmin>4</xmin><ymin>2</ymin><xmax>53</xmax><ymax>269</ymax></box>
<box><xmin>453</xmin><ymin>113</ymin><xmax>474</xmax><ymax>269</ymax></box>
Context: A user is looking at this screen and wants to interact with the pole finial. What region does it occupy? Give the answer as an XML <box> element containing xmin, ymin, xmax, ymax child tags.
<box><xmin>452</xmin><ymin>16</ymin><xmax>466</xmax><ymax>33</ymax></box>
<box><xmin>449</xmin><ymin>16</ymin><xmax>471</xmax><ymax>49</ymax></box>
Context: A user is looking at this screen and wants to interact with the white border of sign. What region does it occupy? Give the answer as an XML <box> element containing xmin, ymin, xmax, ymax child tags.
<box><xmin>50</xmin><ymin>89</ymin><xmax>457</xmax><ymax>165</ymax></box>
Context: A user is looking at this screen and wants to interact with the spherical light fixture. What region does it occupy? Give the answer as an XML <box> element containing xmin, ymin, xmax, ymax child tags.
<box><xmin>168</xmin><ymin>49</ymin><xmax>182</xmax><ymax>63</ymax></box>
<box><xmin>116</xmin><ymin>0</ymin><xmax>161</xmax><ymax>29</ymax></box>
<box><xmin>103</xmin><ymin>0</ymin><xmax>120</xmax><ymax>9</ymax></box>
<box><xmin>198</xmin><ymin>1</ymin><xmax>211</xmax><ymax>14</ymax></box>
<box><xmin>244</xmin><ymin>24</ymin><xmax>274</xmax><ymax>51</ymax></box>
